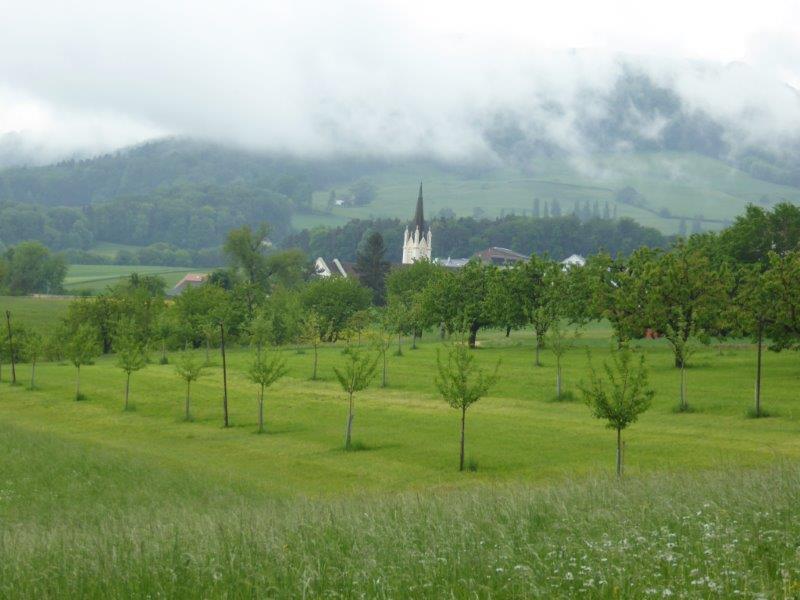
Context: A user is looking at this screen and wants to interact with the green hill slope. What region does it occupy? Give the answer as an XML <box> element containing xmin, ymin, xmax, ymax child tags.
<box><xmin>304</xmin><ymin>152</ymin><xmax>800</xmax><ymax>235</ymax></box>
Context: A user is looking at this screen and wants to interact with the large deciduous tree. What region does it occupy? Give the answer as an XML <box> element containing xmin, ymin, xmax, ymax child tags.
<box><xmin>302</xmin><ymin>277</ymin><xmax>371</xmax><ymax>342</ymax></box>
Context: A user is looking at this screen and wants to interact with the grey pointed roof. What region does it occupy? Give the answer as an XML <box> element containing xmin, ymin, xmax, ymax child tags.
<box><xmin>412</xmin><ymin>182</ymin><xmax>426</xmax><ymax>232</ymax></box>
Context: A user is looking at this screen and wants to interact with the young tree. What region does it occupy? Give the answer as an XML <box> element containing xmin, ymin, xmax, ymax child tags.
<box><xmin>247</xmin><ymin>309</ymin><xmax>273</xmax><ymax>358</ymax></box>
<box><xmin>300</xmin><ymin>311</ymin><xmax>325</xmax><ymax>380</ymax></box>
<box><xmin>175</xmin><ymin>351</ymin><xmax>206</xmax><ymax>421</ymax></box>
<box><xmin>581</xmin><ymin>346</ymin><xmax>654</xmax><ymax>477</ymax></box>
<box><xmin>66</xmin><ymin>324</ymin><xmax>101</xmax><ymax>400</ymax></box>
<box><xmin>547</xmin><ymin>320</ymin><xmax>578</xmax><ymax>399</ymax></box>
<box><xmin>436</xmin><ymin>344</ymin><xmax>498</xmax><ymax>471</ymax></box>
<box><xmin>5</xmin><ymin>310</ymin><xmax>17</xmax><ymax>385</ymax></box>
<box><xmin>369</xmin><ymin>309</ymin><xmax>393</xmax><ymax>387</ymax></box>
<box><xmin>114</xmin><ymin>320</ymin><xmax>148</xmax><ymax>411</ymax></box>
<box><xmin>154</xmin><ymin>311</ymin><xmax>173</xmax><ymax>364</ymax></box>
<box><xmin>24</xmin><ymin>331</ymin><xmax>43</xmax><ymax>390</ymax></box>
<box><xmin>333</xmin><ymin>348</ymin><xmax>378</xmax><ymax>450</ymax></box>
<box><xmin>247</xmin><ymin>349</ymin><xmax>288</xmax><ymax>433</ymax></box>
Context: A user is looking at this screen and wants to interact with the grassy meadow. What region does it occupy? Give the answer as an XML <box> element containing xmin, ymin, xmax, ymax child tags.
<box><xmin>300</xmin><ymin>152</ymin><xmax>800</xmax><ymax>235</ymax></box>
<box><xmin>2</xmin><ymin>297</ymin><xmax>800</xmax><ymax>596</ymax></box>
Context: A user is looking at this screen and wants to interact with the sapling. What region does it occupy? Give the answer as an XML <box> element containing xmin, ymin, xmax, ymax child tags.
<box><xmin>333</xmin><ymin>347</ymin><xmax>378</xmax><ymax>450</ymax></box>
<box><xmin>24</xmin><ymin>331</ymin><xmax>43</xmax><ymax>390</ymax></box>
<box><xmin>547</xmin><ymin>320</ymin><xmax>578</xmax><ymax>399</ymax></box>
<box><xmin>66</xmin><ymin>324</ymin><xmax>101</xmax><ymax>401</ymax></box>
<box><xmin>436</xmin><ymin>343</ymin><xmax>499</xmax><ymax>471</ymax></box>
<box><xmin>247</xmin><ymin>349</ymin><xmax>288</xmax><ymax>433</ymax></box>
<box><xmin>581</xmin><ymin>346</ymin><xmax>654</xmax><ymax>477</ymax></box>
<box><xmin>300</xmin><ymin>311</ymin><xmax>324</xmax><ymax>380</ymax></box>
<box><xmin>175</xmin><ymin>351</ymin><xmax>205</xmax><ymax>421</ymax></box>
<box><xmin>114</xmin><ymin>320</ymin><xmax>148</xmax><ymax>411</ymax></box>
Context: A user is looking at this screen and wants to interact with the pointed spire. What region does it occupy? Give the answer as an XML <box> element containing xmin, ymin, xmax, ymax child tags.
<box><xmin>413</xmin><ymin>181</ymin><xmax>425</xmax><ymax>232</ymax></box>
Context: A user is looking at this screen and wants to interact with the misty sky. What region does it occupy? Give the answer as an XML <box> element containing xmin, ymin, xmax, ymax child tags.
<box><xmin>1</xmin><ymin>0</ymin><xmax>799</xmax><ymax>161</ymax></box>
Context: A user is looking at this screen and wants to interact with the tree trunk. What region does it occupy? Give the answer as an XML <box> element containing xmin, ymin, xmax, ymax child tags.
<box><xmin>205</xmin><ymin>337</ymin><xmax>211</xmax><ymax>364</ymax></box>
<box><xmin>124</xmin><ymin>372</ymin><xmax>130</xmax><ymax>411</ymax></box>
<box><xmin>440</xmin><ymin>324</ymin><xmax>445</xmax><ymax>340</ymax></box>
<box><xmin>220</xmin><ymin>323</ymin><xmax>229</xmax><ymax>428</ymax></box>
<box><xmin>345</xmin><ymin>391</ymin><xmax>354</xmax><ymax>449</ymax></box>
<box><xmin>754</xmin><ymin>325</ymin><xmax>763</xmax><ymax>418</ymax></box>
<box><xmin>468</xmin><ymin>322</ymin><xmax>479</xmax><ymax>349</ymax></box>
<box><xmin>6</xmin><ymin>311</ymin><xmax>16</xmax><ymax>385</ymax></box>
<box><xmin>535</xmin><ymin>335</ymin><xmax>542</xmax><ymax>367</ymax></box>
<box><xmin>381</xmin><ymin>351</ymin><xmax>387</xmax><ymax>387</ymax></box>
<box><xmin>505</xmin><ymin>326</ymin><xmax>511</xmax><ymax>337</ymax></box>
<box><xmin>680</xmin><ymin>365</ymin><xmax>687</xmax><ymax>411</ymax></box>
<box><xmin>397</xmin><ymin>332</ymin><xmax>403</xmax><ymax>355</ymax></box>
<box><xmin>258</xmin><ymin>386</ymin><xmax>265</xmax><ymax>433</ymax></box>
<box><xmin>312</xmin><ymin>343</ymin><xmax>318</xmax><ymax>380</ymax></box>
<box><xmin>616</xmin><ymin>428</ymin><xmax>622</xmax><ymax>477</ymax></box>
<box><xmin>75</xmin><ymin>365</ymin><xmax>81</xmax><ymax>400</ymax></box>
<box><xmin>411</xmin><ymin>331</ymin><xmax>417</xmax><ymax>349</ymax></box>
<box><xmin>161</xmin><ymin>340</ymin><xmax>167</xmax><ymax>363</ymax></box>
<box><xmin>30</xmin><ymin>358</ymin><xmax>36</xmax><ymax>389</ymax></box>
<box><xmin>459</xmin><ymin>406</ymin><xmax>466</xmax><ymax>472</ymax></box>
<box><xmin>185</xmin><ymin>381</ymin><xmax>191</xmax><ymax>421</ymax></box>
<box><xmin>556</xmin><ymin>357</ymin><xmax>562</xmax><ymax>398</ymax></box>
<box><xmin>674</xmin><ymin>347</ymin><xmax>684</xmax><ymax>369</ymax></box>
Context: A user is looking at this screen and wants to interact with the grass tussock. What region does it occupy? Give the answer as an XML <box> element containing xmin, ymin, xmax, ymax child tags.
<box><xmin>548</xmin><ymin>390</ymin><xmax>578</xmax><ymax>402</ymax></box>
<box><xmin>746</xmin><ymin>407</ymin><xmax>774</xmax><ymax>419</ymax></box>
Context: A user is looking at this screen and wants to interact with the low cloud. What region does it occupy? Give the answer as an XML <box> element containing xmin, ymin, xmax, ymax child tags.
<box><xmin>0</xmin><ymin>1</ymin><xmax>799</xmax><ymax>164</ymax></box>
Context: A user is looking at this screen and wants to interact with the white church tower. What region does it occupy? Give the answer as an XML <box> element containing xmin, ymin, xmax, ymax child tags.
<box><xmin>402</xmin><ymin>183</ymin><xmax>432</xmax><ymax>264</ymax></box>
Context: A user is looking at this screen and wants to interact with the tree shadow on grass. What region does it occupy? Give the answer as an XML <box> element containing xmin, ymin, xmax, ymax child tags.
<box><xmin>329</xmin><ymin>441</ymin><xmax>402</xmax><ymax>454</ymax></box>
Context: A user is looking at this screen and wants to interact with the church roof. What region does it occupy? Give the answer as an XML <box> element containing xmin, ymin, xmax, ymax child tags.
<box><xmin>412</xmin><ymin>182</ymin><xmax>426</xmax><ymax>232</ymax></box>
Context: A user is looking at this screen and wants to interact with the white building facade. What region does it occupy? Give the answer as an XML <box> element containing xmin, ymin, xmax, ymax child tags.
<box><xmin>402</xmin><ymin>183</ymin><xmax>432</xmax><ymax>264</ymax></box>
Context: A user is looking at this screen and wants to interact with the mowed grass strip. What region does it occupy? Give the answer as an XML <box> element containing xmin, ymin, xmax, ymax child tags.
<box><xmin>0</xmin><ymin>327</ymin><xmax>798</xmax><ymax>497</ymax></box>
<box><xmin>62</xmin><ymin>265</ymin><xmax>203</xmax><ymax>293</ymax></box>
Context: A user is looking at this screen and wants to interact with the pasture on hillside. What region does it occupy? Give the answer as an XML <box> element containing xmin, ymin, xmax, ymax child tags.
<box><xmin>302</xmin><ymin>152</ymin><xmax>800</xmax><ymax>235</ymax></box>
<box><xmin>1</xmin><ymin>312</ymin><xmax>800</xmax><ymax>596</ymax></box>
<box><xmin>62</xmin><ymin>265</ymin><xmax>205</xmax><ymax>294</ymax></box>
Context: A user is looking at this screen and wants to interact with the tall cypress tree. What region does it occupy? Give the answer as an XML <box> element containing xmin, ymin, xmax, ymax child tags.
<box><xmin>356</xmin><ymin>232</ymin><xmax>390</xmax><ymax>305</ymax></box>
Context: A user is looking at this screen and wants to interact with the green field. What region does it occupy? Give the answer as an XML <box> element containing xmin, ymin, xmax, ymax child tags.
<box><xmin>1</xmin><ymin>295</ymin><xmax>71</xmax><ymax>332</ymax></box>
<box><xmin>1</xmin><ymin>311</ymin><xmax>799</xmax><ymax>595</ymax></box>
<box><xmin>63</xmin><ymin>264</ymin><xmax>205</xmax><ymax>294</ymax></box>
<box><xmin>300</xmin><ymin>152</ymin><xmax>800</xmax><ymax>235</ymax></box>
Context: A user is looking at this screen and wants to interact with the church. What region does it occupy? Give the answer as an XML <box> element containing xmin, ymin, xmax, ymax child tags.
<box><xmin>314</xmin><ymin>183</ymin><xmax>572</xmax><ymax>278</ymax></box>
<box><xmin>402</xmin><ymin>183</ymin><xmax>432</xmax><ymax>264</ymax></box>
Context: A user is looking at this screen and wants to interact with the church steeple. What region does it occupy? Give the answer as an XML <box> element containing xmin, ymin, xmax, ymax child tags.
<box><xmin>402</xmin><ymin>181</ymin><xmax>432</xmax><ymax>264</ymax></box>
<box><xmin>413</xmin><ymin>182</ymin><xmax>426</xmax><ymax>232</ymax></box>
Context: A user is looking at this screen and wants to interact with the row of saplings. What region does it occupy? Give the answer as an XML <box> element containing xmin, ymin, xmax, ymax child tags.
<box><xmin>3</xmin><ymin>310</ymin><xmax>650</xmax><ymax>476</ymax></box>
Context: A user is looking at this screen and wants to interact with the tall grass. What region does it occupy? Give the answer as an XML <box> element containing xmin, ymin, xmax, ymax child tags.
<box><xmin>1</xmin><ymin>423</ymin><xmax>797</xmax><ymax>598</ymax></box>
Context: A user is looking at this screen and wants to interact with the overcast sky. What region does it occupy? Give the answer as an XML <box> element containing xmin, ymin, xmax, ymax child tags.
<box><xmin>1</xmin><ymin>0</ymin><xmax>799</xmax><ymax>161</ymax></box>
